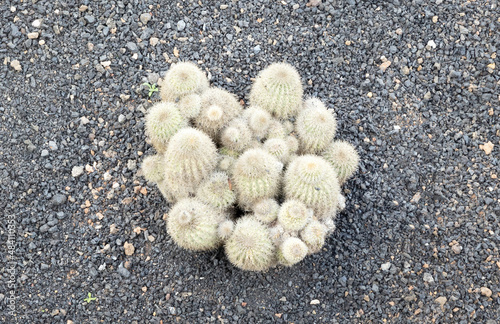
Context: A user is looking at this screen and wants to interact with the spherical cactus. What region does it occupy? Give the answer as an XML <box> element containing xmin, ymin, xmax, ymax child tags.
<box><xmin>278</xmin><ymin>237</ymin><xmax>308</xmax><ymax>266</ymax></box>
<box><xmin>220</xmin><ymin>118</ymin><xmax>252</xmax><ymax>152</ymax></box>
<box><xmin>141</xmin><ymin>155</ymin><xmax>165</xmax><ymax>183</ymax></box>
<box><xmin>322</xmin><ymin>140</ymin><xmax>360</xmax><ymax>184</ymax></box>
<box><xmin>145</xmin><ymin>102</ymin><xmax>186</xmax><ymax>153</ymax></box>
<box><xmin>196</xmin><ymin>172</ymin><xmax>236</xmax><ymax>210</ymax></box>
<box><xmin>295</xmin><ymin>99</ymin><xmax>337</xmax><ymax>154</ymax></box>
<box><xmin>286</xmin><ymin>135</ymin><xmax>299</xmax><ymax>154</ymax></box>
<box><xmin>263</xmin><ymin>138</ymin><xmax>290</xmax><ymax>164</ymax></box>
<box><xmin>195</xmin><ymin>88</ymin><xmax>242</xmax><ymax>139</ymax></box>
<box><xmin>253</xmin><ymin>198</ymin><xmax>280</xmax><ymax>223</ymax></box>
<box><xmin>225</xmin><ymin>218</ymin><xmax>275</xmax><ymax>271</ymax></box>
<box><xmin>266</xmin><ymin>120</ymin><xmax>286</xmax><ymax>139</ymax></box>
<box><xmin>300</xmin><ymin>220</ymin><xmax>327</xmax><ymax>253</ymax></box>
<box><xmin>178</xmin><ymin>93</ymin><xmax>202</xmax><ymax>120</ymax></box>
<box><xmin>284</xmin><ymin>155</ymin><xmax>341</xmax><ymax>218</ymax></box>
<box><xmin>243</xmin><ymin>106</ymin><xmax>272</xmax><ymax>139</ymax></box>
<box><xmin>160</xmin><ymin>62</ymin><xmax>209</xmax><ymax>102</ymax></box>
<box><xmin>232</xmin><ymin>148</ymin><xmax>283</xmax><ymax>209</ymax></box>
<box><xmin>277</xmin><ymin>200</ymin><xmax>310</xmax><ymax>231</ymax></box>
<box><xmin>250</xmin><ymin>63</ymin><xmax>303</xmax><ymax>119</ymax></box>
<box><xmin>166</xmin><ymin>198</ymin><xmax>223</xmax><ymax>251</ymax></box>
<box><xmin>218</xmin><ymin>219</ymin><xmax>235</xmax><ymax>240</ymax></box>
<box><xmin>164</xmin><ymin>128</ymin><xmax>218</xmax><ymax>200</ymax></box>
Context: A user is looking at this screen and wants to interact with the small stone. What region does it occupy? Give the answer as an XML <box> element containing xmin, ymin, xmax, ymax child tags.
<box><xmin>103</xmin><ymin>172</ymin><xmax>112</xmax><ymax>181</ymax></box>
<box><xmin>10</xmin><ymin>60</ymin><xmax>22</xmax><ymax>71</ymax></box>
<box><xmin>150</xmin><ymin>37</ymin><xmax>159</xmax><ymax>46</ymax></box>
<box><xmin>80</xmin><ymin>116</ymin><xmax>90</xmax><ymax>125</ymax></box>
<box><xmin>451</xmin><ymin>244</ymin><xmax>462</xmax><ymax>254</ymax></box>
<box><xmin>101</xmin><ymin>61</ymin><xmax>111</xmax><ymax>68</ymax></box>
<box><xmin>435</xmin><ymin>296</ymin><xmax>447</xmax><ymax>308</ymax></box>
<box><xmin>51</xmin><ymin>194</ymin><xmax>66</xmax><ymax>205</ymax></box>
<box><xmin>120</xmin><ymin>94</ymin><xmax>130</xmax><ymax>102</ymax></box>
<box><xmin>117</xmin><ymin>263</ymin><xmax>130</xmax><ymax>278</ymax></box>
<box><xmin>220</xmin><ymin>4</ymin><xmax>228</xmax><ymax>9</ymax></box>
<box><xmin>432</xmin><ymin>16</ymin><xmax>438</xmax><ymax>23</ymax></box>
<box><xmin>427</xmin><ymin>40</ymin><xmax>437</xmax><ymax>49</ymax></box>
<box><xmin>118</xmin><ymin>114</ymin><xmax>126</xmax><ymax>123</ymax></box>
<box><xmin>126</xmin><ymin>42</ymin><xmax>138</xmax><ymax>52</ymax></box>
<box><xmin>480</xmin><ymin>142</ymin><xmax>494</xmax><ymax>155</ymax></box>
<box><xmin>402</xmin><ymin>66</ymin><xmax>410</xmax><ymax>75</ymax></box>
<box><xmin>84</xmin><ymin>15</ymin><xmax>95</xmax><ymax>24</ymax></box>
<box><xmin>72</xmin><ymin>166</ymin><xmax>84</xmax><ymax>177</ymax></box>
<box><xmin>140</xmin><ymin>13</ymin><xmax>152</xmax><ymax>25</ymax></box>
<box><xmin>79</xmin><ymin>5</ymin><xmax>88</xmax><ymax>12</ymax></box>
<box><xmin>395</xmin><ymin>28</ymin><xmax>403</xmax><ymax>35</ymax></box>
<box><xmin>279</xmin><ymin>297</ymin><xmax>287</xmax><ymax>302</ymax></box>
<box><xmin>110</xmin><ymin>224</ymin><xmax>118</xmax><ymax>234</ymax></box>
<box><xmin>169</xmin><ymin>307</ymin><xmax>176</xmax><ymax>315</ymax></box>
<box><xmin>41</xmin><ymin>149</ymin><xmax>49</xmax><ymax>157</ymax></box>
<box><xmin>481</xmin><ymin>287</ymin><xmax>492</xmax><ymax>297</ymax></box>
<box><xmin>177</xmin><ymin>20</ymin><xmax>186</xmax><ymax>31</ymax></box>
<box><xmin>423</xmin><ymin>272</ymin><xmax>434</xmax><ymax>283</ymax></box>
<box><xmin>124</xmin><ymin>242</ymin><xmax>135</xmax><ymax>256</ymax></box>
<box><xmin>293</xmin><ymin>4</ymin><xmax>300</xmax><ymax>9</ymax></box>
<box><xmin>32</xmin><ymin>19</ymin><xmax>42</xmax><ymax>28</ymax></box>
<box><xmin>27</xmin><ymin>32</ymin><xmax>39</xmax><ymax>39</ymax></box>
<box><xmin>254</xmin><ymin>45</ymin><xmax>261</xmax><ymax>54</ymax></box>
<box><xmin>381</xmin><ymin>262</ymin><xmax>392</xmax><ymax>271</ymax></box>
<box><xmin>310</xmin><ymin>299</ymin><xmax>320</xmax><ymax>305</ymax></box>
<box><xmin>127</xmin><ymin>159</ymin><xmax>137</xmax><ymax>170</ymax></box>
<box><xmin>424</xmin><ymin>91</ymin><xmax>432</xmax><ymax>100</ymax></box>
<box><xmin>380</xmin><ymin>61</ymin><xmax>392</xmax><ymax>72</ymax></box>
<box><xmin>48</xmin><ymin>141</ymin><xmax>58</xmax><ymax>150</ymax></box>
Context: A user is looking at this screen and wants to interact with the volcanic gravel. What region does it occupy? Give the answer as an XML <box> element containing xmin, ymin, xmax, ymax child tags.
<box><xmin>1</xmin><ymin>0</ymin><xmax>499</xmax><ymax>323</ymax></box>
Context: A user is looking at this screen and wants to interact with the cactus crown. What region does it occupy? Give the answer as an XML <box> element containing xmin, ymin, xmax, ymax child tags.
<box><xmin>141</xmin><ymin>61</ymin><xmax>360</xmax><ymax>271</ymax></box>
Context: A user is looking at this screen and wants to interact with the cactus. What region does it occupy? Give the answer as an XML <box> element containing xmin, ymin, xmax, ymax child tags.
<box><xmin>160</xmin><ymin>62</ymin><xmax>209</xmax><ymax>102</ymax></box>
<box><xmin>195</xmin><ymin>88</ymin><xmax>242</xmax><ymax>139</ymax></box>
<box><xmin>164</xmin><ymin>128</ymin><xmax>218</xmax><ymax>200</ymax></box>
<box><xmin>225</xmin><ymin>218</ymin><xmax>275</xmax><ymax>271</ymax></box>
<box><xmin>300</xmin><ymin>220</ymin><xmax>327</xmax><ymax>253</ymax></box>
<box><xmin>166</xmin><ymin>198</ymin><xmax>223</xmax><ymax>251</ymax></box>
<box><xmin>295</xmin><ymin>99</ymin><xmax>337</xmax><ymax>154</ymax></box>
<box><xmin>250</xmin><ymin>63</ymin><xmax>303</xmax><ymax>119</ymax></box>
<box><xmin>253</xmin><ymin>198</ymin><xmax>280</xmax><ymax>223</ymax></box>
<box><xmin>141</xmin><ymin>155</ymin><xmax>165</xmax><ymax>183</ymax></box>
<box><xmin>177</xmin><ymin>93</ymin><xmax>202</xmax><ymax>120</ymax></box>
<box><xmin>196</xmin><ymin>171</ymin><xmax>236</xmax><ymax>210</ymax></box>
<box><xmin>277</xmin><ymin>200</ymin><xmax>310</xmax><ymax>231</ymax></box>
<box><xmin>218</xmin><ymin>219</ymin><xmax>235</xmax><ymax>240</ymax></box>
<box><xmin>278</xmin><ymin>237</ymin><xmax>308</xmax><ymax>266</ymax></box>
<box><xmin>220</xmin><ymin>118</ymin><xmax>252</xmax><ymax>152</ymax></box>
<box><xmin>284</xmin><ymin>155</ymin><xmax>341</xmax><ymax>218</ymax></box>
<box><xmin>145</xmin><ymin>102</ymin><xmax>186</xmax><ymax>153</ymax></box>
<box><xmin>322</xmin><ymin>140</ymin><xmax>360</xmax><ymax>184</ymax></box>
<box><xmin>263</xmin><ymin>138</ymin><xmax>290</xmax><ymax>164</ymax></box>
<box><xmin>232</xmin><ymin>148</ymin><xmax>282</xmax><ymax>209</ymax></box>
<box><xmin>140</xmin><ymin>62</ymin><xmax>361</xmax><ymax>271</ymax></box>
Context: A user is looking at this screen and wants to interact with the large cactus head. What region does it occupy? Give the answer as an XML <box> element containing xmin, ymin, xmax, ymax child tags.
<box><xmin>322</xmin><ymin>140</ymin><xmax>360</xmax><ymax>184</ymax></box>
<box><xmin>166</xmin><ymin>198</ymin><xmax>223</xmax><ymax>251</ymax></box>
<box><xmin>225</xmin><ymin>218</ymin><xmax>275</xmax><ymax>271</ymax></box>
<box><xmin>145</xmin><ymin>102</ymin><xmax>186</xmax><ymax>153</ymax></box>
<box><xmin>250</xmin><ymin>63</ymin><xmax>303</xmax><ymax>119</ymax></box>
<box><xmin>160</xmin><ymin>62</ymin><xmax>209</xmax><ymax>102</ymax></box>
<box><xmin>177</xmin><ymin>93</ymin><xmax>202</xmax><ymax>120</ymax></box>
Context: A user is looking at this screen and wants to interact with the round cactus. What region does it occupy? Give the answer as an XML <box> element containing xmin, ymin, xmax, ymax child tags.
<box><xmin>196</xmin><ymin>172</ymin><xmax>236</xmax><ymax>210</ymax></box>
<box><xmin>164</xmin><ymin>128</ymin><xmax>218</xmax><ymax>200</ymax></box>
<box><xmin>284</xmin><ymin>155</ymin><xmax>341</xmax><ymax>218</ymax></box>
<box><xmin>195</xmin><ymin>88</ymin><xmax>242</xmax><ymax>139</ymax></box>
<box><xmin>220</xmin><ymin>118</ymin><xmax>252</xmax><ymax>152</ymax></box>
<box><xmin>160</xmin><ymin>62</ymin><xmax>209</xmax><ymax>102</ymax></box>
<box><xmin>277</xmin><ymin>200</ymin><xmax>310</xmax><ymax>231</ymax></box>
<box><xmin>141</xmin><ymin>155</ymin><xmax>165</xmax><ymax>183</ymax></box>
<box><xmin>278</xmin><ymin>237</ymin><xmax>308</xmax><ymax>266</ymax></box>
<box><xmin>263</xmin><ymin>138</ymin><xmax>290</xmax><ymax>164</ymax></box>
<box><xmin>286</xmin><ymin>135</ymin><xmax>299</xmax><ymax>154</ymax></box>
<box><xmin>225</xmin><ymin>218</ymin><xmax>275</xmax><ymax>271</ymax></box>
<box><xmin>242</xmin><ymin>106</ymin><xmax>273</xmax><ymax>139</ymax></box>
<box><xmin>266</xmin><ymin>120</ymin><xmax>287</xmax><ymax>139</ymax></box>
<box><xmin>178</xmin><ymin>93</ymin><xmax>202</xmax><ymax>120</ymax></box>
<box><xmin>145</xmin><ymin>102</ymin><xmax>186</xmax><ymax>153</ymax></box>
<box><xmin>218</xmin><ymin>219</ymin><xmax>235</xmax><ymax>240</ymax></box>
<box><xmin>166</xmin><ymin>198</ymin><xmax>223</xmax><ymax>251</ymax></box>
<box><xmin>295</xmin><ymin>99</ymin><xmax>337</xmax><ymax>154</ymax></box>
<box><xmin>253</xmin><ymin>198</ymin><xmax>280</xmax><ymax>223</ymax></box>
<box><xmin>232</xmin><ymin>148</ymin><xmax>283</xmax><ymax>209</ymax></box>
<box><xmin>250</xmin><ymin>63</ymin><xmax>303</xmax><ymax>119</ymax></box>
<box><xmin>322</xmin><ymin>140</ymin><xmax>360</xmax><ymax>184</ymax></box>
<box><xmin>300</xmin><ymin>220</ymin><xmax>327</xmax><ymax>253</ymax></box>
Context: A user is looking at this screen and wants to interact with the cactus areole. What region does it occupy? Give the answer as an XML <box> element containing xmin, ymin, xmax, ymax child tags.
<box><xmin>140</xmin><ymin>62</ymin><xmax>360</xmax><ymax>271</ymax></box>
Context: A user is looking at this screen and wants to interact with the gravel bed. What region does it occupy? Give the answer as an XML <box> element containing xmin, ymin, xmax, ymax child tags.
<box><xmin>0</xmin><ymin>0</ymin><xmax>498</xmax><ymax>322</ymax></box>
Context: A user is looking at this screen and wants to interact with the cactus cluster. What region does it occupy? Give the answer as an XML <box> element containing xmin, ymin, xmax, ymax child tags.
<box><xmin>140</xmin><ymin>62</ymin><xmax>360</xmax><ymax>271</ymax></box>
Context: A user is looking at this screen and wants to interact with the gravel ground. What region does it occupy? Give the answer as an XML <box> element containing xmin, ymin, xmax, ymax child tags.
<box><xmin>1</xmin><ymin>0</ymin><xmax>499</xmax><ymax>322</ymax></box>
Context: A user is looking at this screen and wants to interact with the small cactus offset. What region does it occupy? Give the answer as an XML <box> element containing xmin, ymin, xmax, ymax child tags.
<box><xmin>139</xmin><ymin>61</ymin><xmax>360</xmax><ymax>271</ymax></box>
